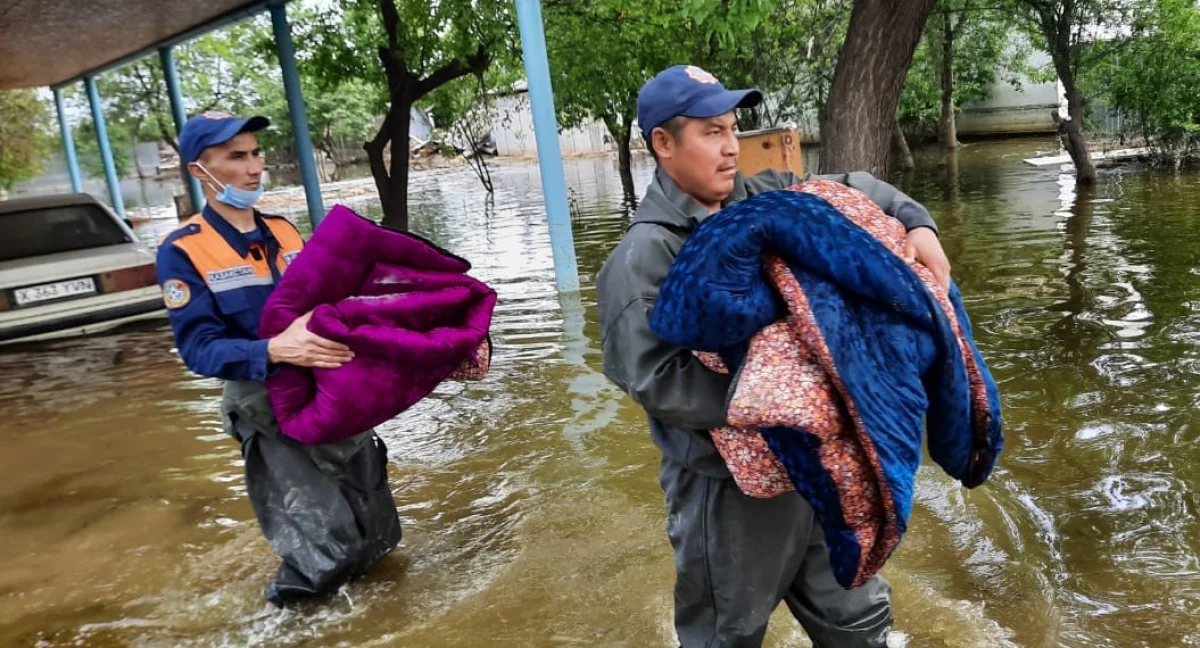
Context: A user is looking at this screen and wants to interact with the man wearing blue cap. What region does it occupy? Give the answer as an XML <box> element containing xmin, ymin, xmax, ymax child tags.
<box><xmin>597</xmin><ymin>66</ymin><xmax>952</xmax><ymax>646</ymax></box>
<box><xmin>156</xmin><ymin>111</ymin><xmax>401</xmax><ymax>606</ymax></box>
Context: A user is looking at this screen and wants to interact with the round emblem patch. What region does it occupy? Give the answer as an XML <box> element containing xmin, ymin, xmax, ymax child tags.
<box><xmin>685</xmin><ymin>66</ymin><xmax>718</xmax><ymax>84</ymax></box>
<box><xmin>162</xmin><ymin>279</ymin><xmax>191</xmax><ymax>309</ymax></box>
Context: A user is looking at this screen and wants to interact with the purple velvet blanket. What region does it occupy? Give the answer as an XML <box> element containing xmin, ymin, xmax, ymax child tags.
<box><xmin>260</xmin><ymin>205</ymin><xmax>497</xmax><ymax>444</ymax></box>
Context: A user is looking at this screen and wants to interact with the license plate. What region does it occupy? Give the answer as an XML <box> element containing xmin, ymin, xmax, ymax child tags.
<box><xmin>14</xmin><ymin>277</ymin><xmax>97</xmax><ymax>306</ymax></box>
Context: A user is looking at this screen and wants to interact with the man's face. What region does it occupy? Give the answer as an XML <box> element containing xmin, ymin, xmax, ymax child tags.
<box><xmin>190</xmin><ymin>132</ymin><xmax>264</xmax><ymax>194</ymax></box>
<box><xmin>654</xmin><ymin>112</ymin><xmax>740</xmax><ymax>209</ymax></box>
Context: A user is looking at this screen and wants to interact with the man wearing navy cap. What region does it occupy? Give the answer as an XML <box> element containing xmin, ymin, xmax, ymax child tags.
<box><xmin>156</xmin><ymin>111</ymin><xmax>401</xmax><ymax>606</ymax></box>
<box><xmin>597</xmin><ymin>66</ymin><xmax>951</xmax><ymax>646</ymax></box>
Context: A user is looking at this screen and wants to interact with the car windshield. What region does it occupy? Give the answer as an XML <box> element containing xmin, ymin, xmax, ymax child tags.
<box><xmin>0</xmin><ymin>203</ymin><xmax>133</xmax><ymax>263</ymax></box>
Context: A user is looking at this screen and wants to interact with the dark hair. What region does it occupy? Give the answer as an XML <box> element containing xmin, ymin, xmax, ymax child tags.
<box><xmin>644</xmin><ymin>116</ymin><xmax>690</xmax><ymax>163</ymax></box>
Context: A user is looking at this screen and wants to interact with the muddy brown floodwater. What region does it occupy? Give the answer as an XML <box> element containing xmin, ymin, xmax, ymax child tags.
<box><xmin>3</xmin><ymin>140</ymin><xmax>1200</xmax><ymax>647</ymax></box>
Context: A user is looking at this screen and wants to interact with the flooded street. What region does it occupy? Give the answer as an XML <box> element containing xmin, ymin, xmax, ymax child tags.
<box><xmin>3</xmin><ymin>139</ymin><xmax>1200</xmax><ymax>647</ymax></box>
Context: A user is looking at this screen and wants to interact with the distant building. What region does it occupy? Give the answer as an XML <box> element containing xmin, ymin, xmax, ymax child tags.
<box><xmin>489</xmin><ymin>80</ymin><xmax>618</xmax><ymax>157</ymax></box>
<box><xmin>958</xmin><ymin>46</ymin><xmax>1065</xmax><ymax>137</ymax></box>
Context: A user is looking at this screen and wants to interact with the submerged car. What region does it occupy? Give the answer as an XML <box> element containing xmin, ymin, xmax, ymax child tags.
<box><xmin>0</xmin><ymin>193</ymin><xmax>165</xmax><ymax>345</ymax></box>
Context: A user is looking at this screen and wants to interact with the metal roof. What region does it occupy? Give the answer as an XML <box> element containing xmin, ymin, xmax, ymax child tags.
<box><xmin>0</xmin><ymin>0</ymin><xmax>269</xmax><ymax>89</ymax></box>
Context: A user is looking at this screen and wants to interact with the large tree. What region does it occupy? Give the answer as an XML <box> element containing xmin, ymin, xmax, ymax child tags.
<box><xmin>301</xmin><ymin>0</ymin><xmax>512</xmax><ymax>231</ymax></box>
<box><xmin>0</xmin><ymin>90</ymin><xmax>52</xmax><ymax>191</ymax></box>
<box><xmin>543</xmin><ymin>0</ymin><xmax>684</xmax><ymax>202</ymax></box>
<box><xmin>542</xmin><ymin>0</ymin><xmax>786</xmax><ymax>201</ymax></box>
<box><xmin>1015</xmin><ymin>0</ymin><xmax>1128</xmax><ymax>184</ymax></box>
<box><xmin>65</xmin><ymin>20</ymin><xmax>274</xmax><ymax>186</ymax></box>
<box><xmin>698</xmin><ymin>0</ymin><xmax>849</xmax><ymax>132</ymax></box>
<box><xmin>819</xmin><ymin>0</ymin><xmax>939</xmax><ymax>176</ymax></box>
<box><xmin>1083</xmin><ymin>0</ymin><xmax>1200</xmax><ymax>158</ymax></box>
<box><xmin>74</xmin><ymin>119</ymin><xmax>134</xmax><ymax>180</ymax></box>
<box><xmin>254</xmin><ymin>74</ymin><xmax>383</xmax><ymax>180</ymax></box>
<box><xmin>898</xmin><ymin>0</ymin><xmax>1028</xmax><ymax>149</ymax></box>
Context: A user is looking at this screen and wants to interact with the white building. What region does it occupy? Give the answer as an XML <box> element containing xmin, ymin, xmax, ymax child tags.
<box><xmin>958</xmin><ymin>46</ymin><xmax>1065</xmax><ymax>136</ymax></box>
<box><xmin>489</xmin><ymin>80</ymin><xmax>617</xmax><ymax>157</ymax></box>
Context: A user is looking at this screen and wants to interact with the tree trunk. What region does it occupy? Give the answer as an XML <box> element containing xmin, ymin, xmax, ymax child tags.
<box><xmin>132</xmin><ymin>140</ymin><xmax>146</xmax><ymax>179</ymax></box>
<box><xmin>366</xmin><ymin>0</ymin><xmax>489</xmax><ymax>231</ymax></box>
<box><xmin>132</xmin><ymin>140</ymin><xmax>145</xmax><ymax>178</ymax></box>
<box><xmin>891</xmin><ymin>118</ymin><xmax>915</xmax><ymax>171</ymax></box>
<box><xmin>602</xmin><ymin>114</ymin><xmax>638</xmax><ymax>205</ymax></box>
<box><xmin>938</xmin><ymin>11</ymin><xmax>958</xmax><ymax>151</ymax></box>
<box><xmin>615</xmin><ymin>119</ymin><xmax>637</xmax><ymax>205</ymax></box>
<box><xmin>1061</xmin><ymin>84</ymin><xmax>1097</xmax><ymax>184</ymax></box>
<box><xmin>365</xmin><ymin>111</ymin><xmax>392</xmax><ymax>209</ymax></box>
<box><xmin>1036</xmin><ymin>6</ymin><xmax>1097</xmax><ymax>185</ymax></box>
<box><xmin>820</xmin><ymin>0</ymin><xmax>938</xmax><ymax>176</ymax></box>
<box><xmin>617</xmin><ymin>133</ymin><xmax>636</xmax><ymax>205</ymax></box>
<box><xmin>366</xmin><ymin>90</ymin><xmax>414</xmax><ymax>231</ymax></box>
<box><xmin>384</xmin><ymin>94</ymin><xmax>413</xmax><ymax>230</ymax></box>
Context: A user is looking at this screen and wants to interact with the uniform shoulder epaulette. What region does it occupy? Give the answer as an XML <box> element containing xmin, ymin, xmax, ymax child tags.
<box><xmin>158</xmin><ymin>221</ymin><xmax>203</xmax><ymax>246</ymax></box>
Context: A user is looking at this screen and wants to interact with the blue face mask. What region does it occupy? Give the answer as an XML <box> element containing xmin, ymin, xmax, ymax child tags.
<box><xmin>195</xmin><ymin>163</ymin><xmax>265</xmax><ymax>210</ymax></box>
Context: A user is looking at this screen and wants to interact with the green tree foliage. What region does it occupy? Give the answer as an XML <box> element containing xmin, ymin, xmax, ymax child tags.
<box><xmin>255</xmin><ymin>74</ymin><xmax>383</xmax><ymax>176</ymax></box>
<box><xmin>0</xmin><ymin>90</ymin><xmax>53</xmax><ymax>191</ymax></box>
<box><xmin>819</xmin><ymin>0</ymin><xmax>939</xmax><ymax>176</ymax></box>
<box><xmin>1083</xmin><ymin>0</ymin><xmax>1200</xmax><ymax>159</ymax></box>
<box><xmin>297</xmin><ymin>0</ymin><xmax>514</xmax><ymax>230</ymax></box>
<box><xmin>541</xmin><ymin>0</ymin><xmax>782</xmax><ymax>200</ymax></box>
<box><xmin>74</xmin><ymin>118</ymin><xmax>133</xmax><ymax>180</ymax></box>
<box><xmin>698</xmin><ymin>0</ymin><xmax>851</xmax><ymax>132</ymax></box>
<box><xmin>80</xmin><ymin>20</ymin><xmax>274</xmax><ymax>157</ymax></box>
<box><xmin>60</xmin><ymin>19</ymin><xmax>279</xmax><ymax>184</ymax></box>
<box><xmin>1014</xmin><ymin>0</ymin><xmax>1131</xmax><ymax>183</ymax></box>
<box><xmin>543</xmin><ymin>0</ymin><xmax>688</xmax><ymax>200</ymax></box>
<box><xmin>899</xmin><ymin>2</ymin><xmax>1029</xmax><ymax>146</ymax></box>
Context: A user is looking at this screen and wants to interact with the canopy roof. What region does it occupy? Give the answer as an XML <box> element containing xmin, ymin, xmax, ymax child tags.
<box><xmin>0</xmin><ymin>0</ymin><xmax>267</xmax><ymax>89</ymax></box>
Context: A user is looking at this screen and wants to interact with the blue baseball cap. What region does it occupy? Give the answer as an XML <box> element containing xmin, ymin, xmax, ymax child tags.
<box><xmin>637</xmin><ymin>65</ymin><xmax>763</xmax><ymax>137</ymax></box>
<box><xmin>178</xmin><ymin>111</ymin><xmax>270</xmax><ymax>164</ymax></box>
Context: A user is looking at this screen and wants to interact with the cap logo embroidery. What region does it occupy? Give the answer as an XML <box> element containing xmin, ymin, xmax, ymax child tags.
<box><xmin>685</xmin><ymin>66</ymin><xmax>718</xmax><ymax>84</ymax></box>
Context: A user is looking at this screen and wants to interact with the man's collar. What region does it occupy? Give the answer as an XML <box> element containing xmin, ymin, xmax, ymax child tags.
<box><xmin>631</xmin><ymin>166</ymin><xmax>749</xmax><ymax>231</ymax></box>
<box><xmin>202</xmin><ymin>205</ymin><xmax>272</xmax><ymax>257</ymax></box>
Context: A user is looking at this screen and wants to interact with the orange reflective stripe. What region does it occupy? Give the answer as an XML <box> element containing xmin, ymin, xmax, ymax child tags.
<box><xmin>262</xmin><ymin>216</ymin><xmax>305</xmax><ymax>274</ymax></box>
<box><xmin>171</xmin><ymin>218</ymin><xmax>271</xmax><ymax>290</ymax></box>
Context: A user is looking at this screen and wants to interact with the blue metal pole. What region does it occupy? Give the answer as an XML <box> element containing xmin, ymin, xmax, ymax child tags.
<box><xmin>269</xmin><ymin>2</ymin><xmax>325</xmax><ymax>228</ymax></box>
<box><xmin>52</xmin><ymin>87</ymin><xmax>83</xmax><ymax>193</ymax></box>
<box><xmin>514</xmin><ymin>0</ymin><xmax>580</xmax><ymax>294</ymax></box>
<box><xmin>159</xmin><ymin>46</ymin><xmax>204</xmax><ymax>215</ymax></box>
<box><xmin>84</xmin><ymin>76</ymin><xmax>125</xmax><ymax>218</ymax></box>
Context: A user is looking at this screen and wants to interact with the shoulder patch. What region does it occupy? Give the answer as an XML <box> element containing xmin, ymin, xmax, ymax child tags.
<box><xmin>162</xmin><ymin>279</ymin><xmax>191</xmax><ymax>309</ymax></box>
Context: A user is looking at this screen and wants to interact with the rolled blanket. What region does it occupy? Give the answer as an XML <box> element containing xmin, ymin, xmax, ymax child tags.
<box><xmin>260</xmin><ymin>205</ymin><xmax>496</xmax><ymax>445</ymax></box>
<box><xmin>649</xmin><ymin>181</ymin><xmax>1003</xmax><ymax>589</ymax></box>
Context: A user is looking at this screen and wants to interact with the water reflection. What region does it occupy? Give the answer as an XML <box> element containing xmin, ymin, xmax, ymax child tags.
<box><xmin>4</xmin><ymin>142</ymin><xmax>1200</xmax><ymax>647</ymax></box>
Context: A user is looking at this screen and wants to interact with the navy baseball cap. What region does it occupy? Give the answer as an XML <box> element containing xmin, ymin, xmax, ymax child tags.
<box><xmin>637</xmin><ymin>65</ymin><xmax>763</xmax><ymax>137</ymax></box>
<box><xmin>178</xmin><ymin>111</ymin><xmax>270</xmax><ymax>164</ymax></box>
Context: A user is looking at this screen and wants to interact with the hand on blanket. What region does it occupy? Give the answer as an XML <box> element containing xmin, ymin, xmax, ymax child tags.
<box><xmin>904</xmin><ymin>227</ymin><xmax>952</xmax><ymax>290</ymax></box>
<box><xmin>268</xmin><ymin>311</ymin><xmax>355</xmax><ymax>369</ymax></box>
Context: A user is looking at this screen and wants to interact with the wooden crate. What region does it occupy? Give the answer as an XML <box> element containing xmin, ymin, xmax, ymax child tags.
<box><xmin>736</xmin><ymin>126</ymin><xmax>804</xmax><ymax>177</ymax></box>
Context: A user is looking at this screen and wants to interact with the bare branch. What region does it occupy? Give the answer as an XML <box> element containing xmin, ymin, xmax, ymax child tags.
<box><xmin>414</xmin><ymin>46</ymin><xmax>489</xmax><ymax>100</ymax></box>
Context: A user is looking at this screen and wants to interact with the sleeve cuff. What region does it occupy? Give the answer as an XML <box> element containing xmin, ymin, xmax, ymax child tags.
<box><xmin>896</xmin><ymin>203</ymin><xmax>939</xmax><ymax>235</ymax></box>
<box><xmin>248</xmin><ymin>338</ymin><xmax>271</xmax><ymax>382</ymax></box>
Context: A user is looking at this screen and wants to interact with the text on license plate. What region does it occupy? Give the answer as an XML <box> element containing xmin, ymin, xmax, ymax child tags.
<box><xmin>14</xmin><ymin>277</ymin><xmax>97</xmax><ymax>306</ymax></box>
